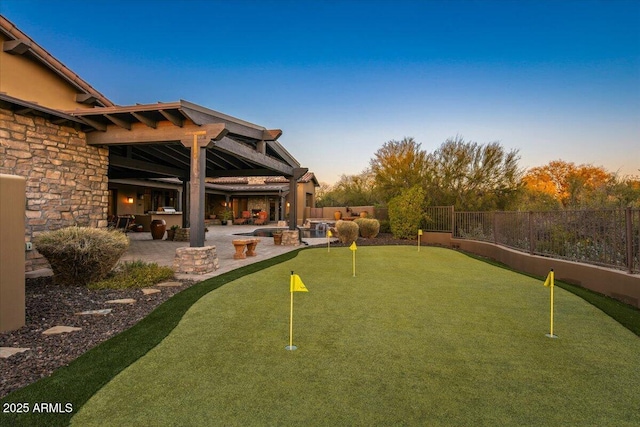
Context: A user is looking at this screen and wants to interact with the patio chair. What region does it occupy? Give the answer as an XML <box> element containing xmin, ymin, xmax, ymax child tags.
<box><xmin>233</xmin><ymin>211</ymin><xmax>251</xmax><ymax>225</ymax></box>
<box><xmin>254</xmin><ymin>211</ymin><xmax>268</xmax><ymax>225</ymax></box>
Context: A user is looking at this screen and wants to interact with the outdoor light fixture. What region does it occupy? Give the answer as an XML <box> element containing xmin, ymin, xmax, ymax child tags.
<box><xmin>126</xmin><ymin>197</ymin><xmax>134</xmax><ymax>204</ymax></box>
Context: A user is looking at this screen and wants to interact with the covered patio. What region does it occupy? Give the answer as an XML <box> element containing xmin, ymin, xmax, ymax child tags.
<box><xmin>67</xmin><ymin>100</ymin><xmax>309</xmax><ymax>247</ymax></box>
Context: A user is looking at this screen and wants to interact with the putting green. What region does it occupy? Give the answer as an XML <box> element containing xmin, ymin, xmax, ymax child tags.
<box><xmin>71</xmin><ymin>246</ymin><xmax>640</xmax><ymax>426</ymax></box>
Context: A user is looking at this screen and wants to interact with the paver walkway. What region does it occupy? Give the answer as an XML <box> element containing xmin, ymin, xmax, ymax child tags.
<box><xmin>121</xmin><ymin>224</ymin><xmax>331</xmax><ymax>280</ymax></box>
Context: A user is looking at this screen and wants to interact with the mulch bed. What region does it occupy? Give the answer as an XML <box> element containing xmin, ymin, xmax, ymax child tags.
<box><xmin>0</xmin><ymin>233</ymin><xmax>413</xmax><ymax>399</ymax></box>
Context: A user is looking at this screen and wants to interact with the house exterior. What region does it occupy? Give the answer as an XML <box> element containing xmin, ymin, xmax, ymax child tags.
<box><xmin>0</xmin><ymin>15</ymin><xmax>316</xmax><ymax>272</ymax></box>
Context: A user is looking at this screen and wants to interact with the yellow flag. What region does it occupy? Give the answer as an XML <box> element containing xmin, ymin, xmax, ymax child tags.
<box><xmin>350</xmin><ymin>242</ymin><xmax>357</xmax><ymax>251</ymax></box>
<box><xmin>290</xmin><ymin>274</ymin><xmax>308</xmax><ymax>293</ymax></box>
<box><xmin>327</xmin><ymin>230</ymin><xmax>333</xmax><ymax>237</ymax></box>
<box><xmin>543</xmin><ymin>270</ymin><xmax>554</xmax><ymax>287</ymax></box>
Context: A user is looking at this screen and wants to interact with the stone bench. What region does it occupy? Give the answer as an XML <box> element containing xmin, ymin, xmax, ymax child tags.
<box><xmin>232</xmin><ymin>238</ymin><xmax>260</xmax><ymax>259</ymax></box>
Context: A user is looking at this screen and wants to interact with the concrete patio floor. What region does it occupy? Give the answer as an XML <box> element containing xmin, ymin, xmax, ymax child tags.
<box><xmin>121</xmin><ymin>224</ymin><xmax>333</xmax><ymax>280</ymax></box>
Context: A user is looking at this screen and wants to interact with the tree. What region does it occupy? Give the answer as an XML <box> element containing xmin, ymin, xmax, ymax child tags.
<box><xmin>370</xmin><ymin>137</ymin><xmax>429</xmax><ymax>201</ymax></box>
<box><xmin>426</xmin><ymin>136</ymin><xmax>522</xmax><ymax>210</ymax></box>
<box><xmin>521</xmin><ymin>160</ymin><xmax>615</xmax><ymax>209</ymax></box>
<box><xmin>388</xmin><ymin>186</ymin><xmax>427</xmax><ymax>239</ymax></box>
<box><xmin>315</xmin><ymin>170</ymin><xmax>380</xmax><ymax>207</ymax></box>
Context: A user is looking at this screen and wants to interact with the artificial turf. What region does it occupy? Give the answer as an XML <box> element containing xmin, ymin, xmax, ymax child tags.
<box><xmin>65</xmin><ymin>246</ymin><xmax>639</xmax><ymax>426</ymax></box>
<box><xmin>2</xmin><ymin>246</ymin><xmax>638</xmax><ymax>426</ymax></box>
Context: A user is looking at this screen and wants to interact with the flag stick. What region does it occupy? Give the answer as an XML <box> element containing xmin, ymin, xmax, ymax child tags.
<box><xmin>352</xmin><ymin>248</ymin><xmax>356</xmax><ymax>277</ymax></box>
<box><xmin>418</xmin><ymin>229</ymin><xmax>422</xmax><ymax>252</ymax></box>
<box><xmin>546</xmin><ymin>269</ymin><xmax>557</xmax><ymax>339</ymax></box>
<box><xmin>286</xmin><ymin>272</ymin><xmax>297</xmax><ymax>350</ymax></box>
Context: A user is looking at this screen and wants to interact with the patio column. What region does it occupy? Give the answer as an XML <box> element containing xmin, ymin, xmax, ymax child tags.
<box><xmin>181</xmin><ymin>125</ymin><xmax>227</xmax><ymax>247</ymax></box>
<box><xmin>288</xmin><ymin>168</ymin><xmax>308</xmax><ymax>230</ymax></box>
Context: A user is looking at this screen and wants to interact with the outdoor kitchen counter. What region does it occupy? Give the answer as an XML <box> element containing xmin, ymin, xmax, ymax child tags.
<box><xmin>136</xmin><ymin>212</ymin><xmax>183</xmax><ymax>231</ymax></box>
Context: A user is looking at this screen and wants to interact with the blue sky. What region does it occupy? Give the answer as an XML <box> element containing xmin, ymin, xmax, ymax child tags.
<box><xmin>2</xmin><ymin>0</ymin><xmax>638</xmax><ymax>183</ymax></box>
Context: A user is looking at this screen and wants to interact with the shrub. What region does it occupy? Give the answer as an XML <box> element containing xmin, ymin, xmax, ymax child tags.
<box><xmin>378</xmin><ymin>219</ymin><xmax>391</xmax><ymax>234</ymax></box>
<box><xmin>89</xmin><ymin>260</ymin><xmax>174</xmax><ymax>289</ymax></box>
<box><xmin>354</xmin><ymin>218</ymin><xmax>380</xmax><ymax>238</ymax></box>
<box><xmin>388</xmin><ymin>186</ymin><xmax>427</xmax><ymax>239</ymax></box>
<box><xmin>34</xmin><ymin>227</ymin><xmax>129</xmax><ymax>286</ymax></box>
<box><xmin>335</xmin><ymin>220</ymin><xmax>359</xmax><ymax>244</ymax></box>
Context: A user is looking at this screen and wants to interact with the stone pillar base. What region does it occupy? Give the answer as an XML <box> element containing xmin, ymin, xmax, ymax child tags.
<box><xmin>282</xmin><ymin>230</ymin><xmax>300</xmax><ymax>246</ymax></box>
<box><xmin>173</xmin><ymin>246</ymin><xmax>219</xmax><ymax>274</ymax></box>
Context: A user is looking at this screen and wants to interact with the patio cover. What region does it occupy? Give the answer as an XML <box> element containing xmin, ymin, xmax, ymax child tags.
<box><xmin>67</xmin><ymin>100</ymin><xmax>307</xmax><ymax>246</ymax></box>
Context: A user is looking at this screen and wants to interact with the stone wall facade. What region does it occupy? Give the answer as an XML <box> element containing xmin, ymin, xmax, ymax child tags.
<box><xmin>247</xmin><ymin>196</ymin><xmax>268</xmax><ymax>213</ymax></box>
<box><xmin>0</xmin><ymin>107</ymin><xmax>109</xmax><ymax>271</ymax></box>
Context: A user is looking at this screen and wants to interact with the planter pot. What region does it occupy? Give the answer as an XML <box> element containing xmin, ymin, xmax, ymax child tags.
<box><xmin>273</xmin><ymin>234</ymin><xmax>283</xmax><ymax>245</ymax></box>
<box><xmin>360</xmin><ymin>212</ymin><xmax>368</xmax><ymax>218</ymax></box>
<box><xmin>166</xmin><ymin>229</ymin><xmax>176</xmax><ymax>241</ymax></box>
<box><xmin>150</xmin><ymin>219</ymin><xmax>166</xmax><ymax>240</ymax></box>
<box><xmin>334</xmin><ymin>211</ymin><xmax>342</xmax><ymax>220</ymax></box>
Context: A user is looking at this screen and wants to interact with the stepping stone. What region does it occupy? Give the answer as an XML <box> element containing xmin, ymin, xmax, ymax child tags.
<box><xmin>156</xmin><ymin>281</ymin><xmax>183</xmax><ymax>287</ymax></box>
<box><xmin>76</xmin><ymin>309</ymin><xmax>112</xmax><ymax>316</ymax></box>
<box><xmin>0</xmin><ymin>347</ymin><xmax>30</xmax><ymax>358</ymax></box>
<box><xmin>105</xmin><ymin>298</ymin><xmax>136</xmax><ymax>304</ymax></box>
<box><xmin>142</xmin><ymin>288</ymin><xmax>161</xmax><ymax>295</ymax></box>
<box><xmin>43</xmin><ymin>326</ymin><xmax>82</xmax><ymax>335</ymax></box>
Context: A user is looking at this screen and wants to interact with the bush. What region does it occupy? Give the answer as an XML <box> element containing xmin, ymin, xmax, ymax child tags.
<box><xmin>34</xmin><ymin>227</ymin><xmax>129</xmax><ymax>286</ymax></box>
<box><xmin>388</xmin><ymin>186</ymin><xmax>427</xmax><ymax>239</ymax></box>
<box><xmin>354</xmin><ymin>218</ymin><xmax>380</xmax><ymax>238</ymax></box>
<box><xmin>336</xmin><ymin>220</ymin><xmax>359</xmax><ymax>244</ymax></box>
<box><xmin>89</xmin><ymin>260</ymin><xmax>174</xmax><ymax>289</ymax></box>
<box><xmin>378</xmin><ymin>219</ymin><xmax>391</xmax><ymax>234</ymax></box>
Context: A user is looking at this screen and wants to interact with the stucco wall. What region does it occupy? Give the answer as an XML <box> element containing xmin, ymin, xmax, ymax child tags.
<box><xmin>0</xmin><ymin>108</ymin><xmax>109</xmax><ymax>271</ymax></box>
<box><xmin>0</xmin><ymin>34</ymin><xmax>90</xmax><ymax>111</ymax></box>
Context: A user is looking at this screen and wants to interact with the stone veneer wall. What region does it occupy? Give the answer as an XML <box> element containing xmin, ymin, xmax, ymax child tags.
<box><xmin>0</xmin><ymin>107</ymin><xmax>109</xmax><ymax>271</ymax></box>
<box><xmin>247</xmin><ymin>196</ymin><xmax>268</xmax><ymax>213</ymax></box>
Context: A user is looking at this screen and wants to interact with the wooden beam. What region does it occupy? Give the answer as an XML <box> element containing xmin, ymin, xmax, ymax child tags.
<box><xmin>206</xmin><ymin>168</ymin><xmax>282</xmax><ymax>178</ymax></box>
<box><xmin>263</xmin><ymin>129</ymin><xmax>282</xmax><ymax>140</ymax></box>
<box><xmin>78</xmin><ymin>116</ymin><xmax>107</xmax><ymax>132</ymax></box>
<box><xmin>3</xmin><ymin>39</ymin><xmax>31</xmax><ymax>55</ymax></box>
<box><xmin>104</xmin><ymin>114</ymin><xmax>131</xmax><ymax>130</ymax></box>
<box><xmin>76</xmin><ymin>94</ymin><xmax>98</xmax><ymax>105</ymax></box>
<box><xmin>180</xmin><ymin>106</ymin><xmax>265</xmax><ymax>140</ymax></box>
<box><xmin>159</xmin><ymin>110</ymin><xmax>183</xmax><ymax>127</ymax></box>
<box><xmin>131</xmin><ymin>111</ymin><xmax>157</xmax><ymax>128</ymax></box>
<box><xmin>86</xmin><ymin>121</ymin><xmax>226</xmax><ymax>145</ymax></box>
<box><xmin>289</xmin><ymin>167</ymin><xmax>308</xmax><ymax>230</ymax></box>
<box><xmin>109</xmin><ymin>154</ymin><xmax>187</xmax><ymax>178</ymax></box>
<box><xmin>211</xmin><ymin>136</ymin><xmax>294</xmax><ymax>176</ymax></box>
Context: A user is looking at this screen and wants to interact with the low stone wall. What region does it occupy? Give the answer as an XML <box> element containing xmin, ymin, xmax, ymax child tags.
<box><xmin>173</xmin><ymin>246</ymin><xmax>219</xmax><ymax>274</ymax></box>
<box><xmin>421</xmin><ymin>232</ymin><xmax>640</xmax><ymax>308</ymax></box>
<box><xmin>173</xmin><ymin>228</ymin><xmax>190</xmax><ymax>242</ymax></box>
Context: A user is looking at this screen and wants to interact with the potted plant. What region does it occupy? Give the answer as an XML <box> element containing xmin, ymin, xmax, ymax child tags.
<box><xmin>167</xmin><ymin>225</ymin><xmax>180</xmax><ymax>241</ymax></box>
<box><xmin>220</xmin><ymin>209</ymin><xmax>233</xmax><ymax>225</ymax></box>
<box><xmin>273</xmin><ymin>230</ymin><xmax>283</xmax><ymax>245</ymax></box>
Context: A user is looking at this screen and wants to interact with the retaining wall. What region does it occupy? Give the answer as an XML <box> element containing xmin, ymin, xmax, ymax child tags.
<box><xmin>422</xmin><ymin>232</ymin><xmax>640</xmax><ymax>308</ymax></box>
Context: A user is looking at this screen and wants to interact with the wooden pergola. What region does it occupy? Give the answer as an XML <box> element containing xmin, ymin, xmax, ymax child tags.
<box><xmin>67</xmin><ymin>100</ymin><xmax>307</xmax><ymax>247</ymax></box>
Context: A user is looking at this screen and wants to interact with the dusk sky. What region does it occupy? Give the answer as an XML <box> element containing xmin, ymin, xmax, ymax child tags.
<box><xmin>2</xmin><ymin>0</ymin><xmax>638</xmax><ymax>184</ymax></box>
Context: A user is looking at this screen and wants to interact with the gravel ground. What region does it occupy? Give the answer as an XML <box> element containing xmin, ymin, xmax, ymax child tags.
<box><xmin>0</xmin><ymin>233</ymin><xmax>413</xmax><ymax>399</ymax></box>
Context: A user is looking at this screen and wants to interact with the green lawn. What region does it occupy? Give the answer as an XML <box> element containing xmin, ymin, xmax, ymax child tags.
<box><xmin>67</xmin><ymin>246</ymin><xmax>640</xmax><ymax>426</ymax></box>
